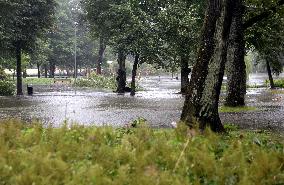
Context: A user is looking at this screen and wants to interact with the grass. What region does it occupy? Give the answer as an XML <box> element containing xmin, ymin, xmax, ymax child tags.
<box><xmin>0</xmin><ymin>119</ymin><xmax>283</xmax><ymax>185</ymax></box>
<box><xmin>23</xmin><ymin>78</ymin><xmax>54</xmax><ymax>85</ymax></box>
<box><xmin>271</xmin><ymin>89</ymin><xmax>284</xmax><ymax>94</ymax></box>
<box><xmin>219</xmin><ymin>106</ymin><xmax>258</xmax><ymax>113</ymax></box>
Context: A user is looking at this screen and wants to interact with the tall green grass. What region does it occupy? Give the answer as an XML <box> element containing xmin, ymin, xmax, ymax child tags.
<box><xmin>0</xmin><ymin>120</ymin><xmax>283</xmax><ymax>185</ymax></box>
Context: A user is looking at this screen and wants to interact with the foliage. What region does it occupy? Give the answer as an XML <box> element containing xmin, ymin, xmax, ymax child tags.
<box><xmin>76</xmin><ymin>73</ymin><xmax>116</xmax><ymax>89</ymax></box>
<box><xmin>0</xmin><ymin>0</ymin><xmax>56</xmax><ymax>53</ymax></box>
<box><xmin>245</xmin><ymin>1</ymin><xmax>284</xmax><ymax>75</ymax></box>
<box><xmin>155</xmin><ymin>0</ymin><xmax>205</xmax><ymax>68</ymax></box>
<box><xmin>0</xmin><ymin>67</ymin><xmax>7</xmax><ymax>80</ymax></box>
<box><xmin>0</xmin><ymin>80</ymin><xmax>15</xmax><ymax>96</ymax></box>
<box><xmin>265</xmin><ymin>78</ymin><xmax>284</xmax><ymax>88</ymax></box>
<box><xmin>0</xmin><ymin>120</ymin><xmax>283</xmax><ymax>185</ymax></box>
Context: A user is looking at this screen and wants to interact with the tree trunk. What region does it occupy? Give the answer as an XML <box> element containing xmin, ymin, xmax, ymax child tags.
<box><xmin>16</xmin><ymin>43</ymin><xmax>23</xmax><ymax>95</ymax></box>
<box><xmin>180</xmin><ymin>55</ymin><xmax>190</xmax><ymax>94</ymax></box>
<box><xmin>116</xmin><ymin>50</ymin><xmax>126</xmax><ymax>93</ymax></box>
<box><xmin>266</xmin><ymin>60</ymin><xmax>275</xmax><ymax>89</ymax></box>
<box><xmin>96</xmin><ymin>37</ymin><xmax>106</xmax><ymax>75</ymax></box>
<box><xmin>225</xmin><ymin>0</ymin><xmax>246</xmax><ymax>107</ymax></box>
<box><xmin>37</xmin><ymin>62</ymin><xmax>41</xmax><ymax>78</ymax></box>
<box><xmin>44</xmin><ymin>64</ymin><xmax>48</xmax><ymax>78</ymax></box>
<box><xmin>181</xmin><ymin>0</ymin><xmax>235</xmax><ymax>132</ymax></box>
<box><xmin>49</xmin><ymin>61</ymin><xmax>55</xmax><ymax>78</ymax></box>
<box><xmin>130</xmin><ymin>55</ymin><xmax>139</xmax><ymax>96</ymax></box>
<box><xmin>23</xmin><ymin>69</ymin><xmax>27</xmax><ymax>78</ymax></box>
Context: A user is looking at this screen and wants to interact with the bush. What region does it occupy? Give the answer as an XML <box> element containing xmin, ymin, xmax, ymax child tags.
<box><xmin>0</xmin><ymin>120</ymin><xmax>283</xmax><ymax>185</ymax></box>
<box><xmin>0</xmin><ymin>80</ymin><xmax>15</xmax><ymax>96</ymax></box>
<box><xmin>76</xmin><ymin>73</ymin><xmax>117</xmax><ymax>89</ymax></box>
<box><xmin>265</xmin><ymin>79</ymin><xmax>284</xmax><ymax>88</ymax></box>
<box><xmin>274</xmin><ymin>79</ymin><xmax>284</xmax><ymax>88</ymax></box>
<box><xmin>0</xmin><ymin>68</ymin><xmax>7</xmax><ymax>80</ymax></box>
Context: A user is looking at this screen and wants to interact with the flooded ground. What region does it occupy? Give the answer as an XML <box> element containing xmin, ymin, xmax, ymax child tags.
<box><xmin>0</xmin><ymin>73</ymin><xmax>283</xmax><ymax>131</ymax></box>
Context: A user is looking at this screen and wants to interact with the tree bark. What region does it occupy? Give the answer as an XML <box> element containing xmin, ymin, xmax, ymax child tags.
<box><xmin>180</xmin><ymin>55</ymin><xmax>190</xmax><ymax>94</ymax></box>
<box><xmin>181</xmin><ymin>0</ymin><xmax>235</xmax><ymax>132</ymax></box>
<box><xmin>266</xmin><ymin>60</ymin><xmax>275</xmax><ymax>89</ymax></box>
<box><xmin>37</xmin><ymin>62</ymin><xmax>41</xmax><ymax>78</ymax></box>
<box><xmin>225</xmin><ymin>0</ymin><xmax>246</xmax><ymax>107</ymax></box>
<box><xmin>16</xmin><ymin>43</ymin><xmax>23</xmax><ymax>95</ymax></box>
<box><xmin>44</xmin><ymin>64</ymin><xmax>48</xmax><ymax>78</ymax></box>
<box><xmin>49</xmin><ymin>61</ymin><xmax>55</xmax><ymax>78</ymax></box>
<box><xmin>116</xmin><ymin>50</ymin><xmax>126</xmax><ymax>93</ymax></box>
<box><xmin>96</xmin><ymin>37</ymin><xmax>106</xmax><ymax>75</ymax></box>
<box><xmin>130</xmin><ymin>55</ymin><xmax>139</xmax><ymax>96</ymax></box>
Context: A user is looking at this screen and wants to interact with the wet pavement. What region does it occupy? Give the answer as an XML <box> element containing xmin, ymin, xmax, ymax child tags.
<box><xmin>0</xmin><ymin>74</ymin><xmax>283</xmax><ymax>131</ymax></box>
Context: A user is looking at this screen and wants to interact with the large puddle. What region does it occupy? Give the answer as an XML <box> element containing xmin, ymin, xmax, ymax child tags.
<box><xmin>0</xmin><ymin>74</ymin><xmax>283</xmax><ymax>129</ymax></box>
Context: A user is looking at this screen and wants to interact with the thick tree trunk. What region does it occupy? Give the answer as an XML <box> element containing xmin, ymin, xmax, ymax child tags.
<box><xmin>181</xmin><ymin>0</ymin><xmax>235</xmax><ymax>132</ymax></box>
<box><xmin>16</xmin><ymin>43</ymin><xmax>23</xmax><ymax>95</ymax></box>
<box><xmin>116</xmin><ymin>50</ymin><xmax>126</xmax><ymax>93</ymax></box>
<box><xmin>180</xmin><ymin>55</ymin><xmax>190</xmax><ymax>94</ymax></box>
<box><xmin>49</xmin><ymin>61</ymin><xmax>55</xmax><ymax>78</ymax></box>
<box><xmin>96</xmin><ymin>37</ymin><xmax>106</xmax><ymax>75</ymax></box>
<box><xmin>37</xmin><ymin>63</ymin><xmax>41</xmax><ymax>78</ymax></box>
<box><xmin>266</xmin><ymin>60</ymin><xmax>275</xmax><ymax>89</ymax></box>
<box><xmin>130</xmin><ymin>55</ymin><xmax>139</xmax><ymax>96</ymax></box>
<box><xmin>225</xmin><ymin>0</ymin><xmax>246</xmax><ymax>107</ymax></box>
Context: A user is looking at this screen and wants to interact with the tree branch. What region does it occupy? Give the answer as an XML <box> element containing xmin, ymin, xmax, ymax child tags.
<box><xmin>244</xmin><ymin>0</ymin><xmax>284</xmax><ymax>29</ymax></box>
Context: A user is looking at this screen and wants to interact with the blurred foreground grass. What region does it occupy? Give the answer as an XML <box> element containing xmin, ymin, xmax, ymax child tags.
<box><xmin>0</xmin><ymin>119</ymin><xmax>283</xmax><ymax>185</ymax></box>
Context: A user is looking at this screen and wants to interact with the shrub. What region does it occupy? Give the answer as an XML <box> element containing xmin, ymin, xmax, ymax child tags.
<box><xmin>0</xmin><ymin>80</ymin><xmax>15</xmax><ymax>96</ymax></box>
<box><xmin>265</xmin><ymin>78</ymin><xmax>284</xmax><ymax>88</ymax></box>
<box><xmin>76</xmin><ymin>73</ymin><xmax>117</xmax><ymax>90</ymax></box>
<box><xmin>0</xmin><ymin>120</ymin><xmax>283</xmax><ymax>185</ymax></box>
<box><xmin>274</xmin><ymin>79</ymin><xmax>284</xmax><ymax>88</ymax></box>
<box><xmin>0</xmin><ymin>67</ymin><xmax>7</xmax><ymax>80</ymax></box>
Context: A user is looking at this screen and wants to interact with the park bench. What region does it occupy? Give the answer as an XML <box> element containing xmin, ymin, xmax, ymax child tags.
<box><xmin>53</xmin><ymin>77</ymin><xmax>72</xmax><ymax>84</ymax></box>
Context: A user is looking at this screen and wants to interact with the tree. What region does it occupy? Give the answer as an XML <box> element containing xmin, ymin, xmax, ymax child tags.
<box><xmin>82</xmin><ymin>0</ymin><xmax>119</xmax><ymax>75</ymax></box>
<box><xmin>0</xmin><ymin>0</ymin><xmax>56</xmax><ymax>95</ymax></box>
<box><xmin>30</xmin><ymin>38</ymin><xmax>51</xmax><ymax>78</ymax></box>
<box><xmin>225</xmin><ymin>0</ymin><xmax>246</xmax><ymax>107</ymax></box>
<box><xmin>246</xmin><ymin>9</ymin><xmax>284</xmax><ymax>89</ymax></box>
<box><xmin>181</xmin><ymin>0</ymin><xmax>236</xmax><ymax>132</ymax></box>
<box><xmin>157</xmin><ymin>0</ymin><xmax>205</xmax><ymax>94</ymax></box>
<box><xmin>225</xmin><ymin>0</ymin><xmax>284</xmax><ymax>106</ymax></box>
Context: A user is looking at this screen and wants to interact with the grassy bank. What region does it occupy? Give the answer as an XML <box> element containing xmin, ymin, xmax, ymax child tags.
<box><xmin>0</xmin><ymin>120</ymin><xmax>283</xmax><ymax>185</ymax></box>
<box><xmin>219</xmin><ymin>106</ymin><xmax>258</xmax><ymax>113</ymax></box>
<box><xmin>23</xmin><ymin>78</ymin><xmax>54</xmax><ymax>85</ymax></box>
